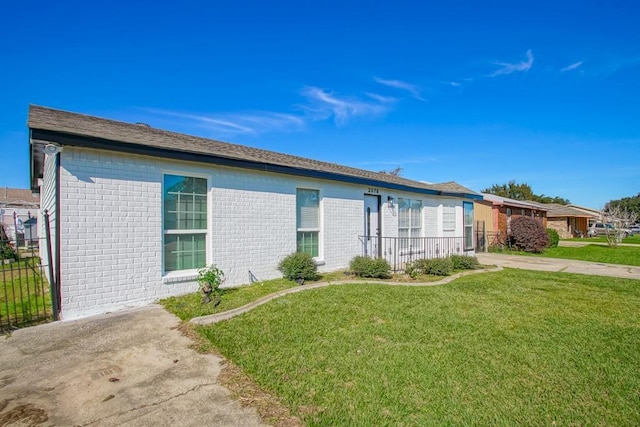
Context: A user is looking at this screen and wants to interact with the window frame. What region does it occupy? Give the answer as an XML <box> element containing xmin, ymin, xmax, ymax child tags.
<box><xmin>443</xmin><ymin>204</ymin><xmax>456</xmax><ymax>231</ymax></box>
<box><xmin>398</xmin><ymin>197</ymin><xmax>423</xmax><ymax>252</ymax></box>
<box><xmin>296</xmin><ymin>188</ymin><xmax>321</xmax><ymax>258</ymax></box>
<box><xmin>463</xmin><ymin>202</ymin><xmax>474</xmax><ymax>251</ymax></box>
<box><xmin>162</xmin><ymin>172</ymin><xmax>210</xmax><ymax>274</ymax></box>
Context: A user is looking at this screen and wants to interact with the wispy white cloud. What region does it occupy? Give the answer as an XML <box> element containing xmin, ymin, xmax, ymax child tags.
<box><xmin>374</xmin><ymin>77</ymin><xmax>425</xmax><ymax>100</ymax></box>
<box><xmin>489</xmin><ymin>49</ymin><xmax>534</xmax><ymax>77</ymax></box>
<box><xmin>561</xmin><ymin>60</ymin><xmax>583</xmax><ymax>72</ymax></box>
<box><xmin>144</xmin><ymin>109</ymin><xmax>305</xmax><ymax>136</ymax></box>
<box><xmin>299</xmin><ymin>86</ymin><xmax>396</xmax><ymax>124</ymax></box>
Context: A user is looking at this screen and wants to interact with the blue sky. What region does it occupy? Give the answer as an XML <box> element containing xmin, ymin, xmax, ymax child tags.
<box><xmin>1</xmin><ymin>0</ymin><xmax>638</xmax><ymax>209</ymax></box>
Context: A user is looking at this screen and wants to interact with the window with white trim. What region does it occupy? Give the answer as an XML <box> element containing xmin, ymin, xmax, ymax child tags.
<box><xmin>443</xmin><ymin>204</ymin><xmax>456</xmax><ymax>231</ymax></box>
<box><xmin>399</xmin><ymin>198</ymin><xmax>422</xmax><ymax>250</ymax></box>
<box><xmin>163</xmin><ymin>174</ymin><xmax>208</xmax><ymax>272</ymax></box>
<box><xmin>297</xmin><ymin>188</ymin><xmax>319</xmax><ymax>257</ymax></box>
<box><xmin>463</xmin><ymin>202</ymin><xmax>474</xmax><ymax>250</ymax></box>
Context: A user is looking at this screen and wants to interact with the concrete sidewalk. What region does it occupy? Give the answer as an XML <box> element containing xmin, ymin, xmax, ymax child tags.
<box><xmin>476</xmin><ymin>253</ymin><xmax>640</xmax><ymax>280</ymax></box>
<box><xmin>0</xmin><ymin>304</ymin><xmax>268</xmax><ymax>426</ymax></box>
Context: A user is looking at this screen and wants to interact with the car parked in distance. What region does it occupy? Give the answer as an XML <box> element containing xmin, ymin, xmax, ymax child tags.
<box><xmin>588</xmin><ymin>223</ymin><xmax>632</xmax><ymax>238</ymax></box>
<box><xmin>628</xmin><ymin>224</ymin><xmax>640</xmax><ymax>235</ymax></box>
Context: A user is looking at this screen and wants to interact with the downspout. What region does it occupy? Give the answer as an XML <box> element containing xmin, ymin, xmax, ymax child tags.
<box><xmin>54</xmin><ymin>152</ymin><xmax>62</xmax><ymax>317</ymax></box>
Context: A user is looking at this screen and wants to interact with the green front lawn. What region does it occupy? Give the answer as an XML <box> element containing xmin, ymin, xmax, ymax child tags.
<box><xmin>565</xmin><ymin>235</ymin><xmax>640</xmax><ymax>244</ymax></box>
<box><xmin>537</xmin><ymin>245</ymin><xmax>640</xmax><ymax>266</ymax></box>
<box><xmin>192</xmin><ymin>269</ymin><xmax>640</xmax><ymax>426</ymax></box>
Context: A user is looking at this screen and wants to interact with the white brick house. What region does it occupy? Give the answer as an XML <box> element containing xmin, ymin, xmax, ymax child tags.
<box><xmin>29</xmin><ymin>105</ymin><xmax>481</xmax><ymax>320</ymax></box>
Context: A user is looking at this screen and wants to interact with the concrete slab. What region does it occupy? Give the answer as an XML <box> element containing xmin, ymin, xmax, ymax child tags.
<box><xmin>0</xmin><ymin>304</ymin><xmax>267</xmax><ymax>426</ymax></box>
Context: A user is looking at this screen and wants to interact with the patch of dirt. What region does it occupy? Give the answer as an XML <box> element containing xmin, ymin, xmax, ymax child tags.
<box><xmin>0</xmin><ymin>401</ymin><xmax>49</xmax><ymax>426</ymax></box>
<box><xmin>177</xmin><ymin>322</ymin><xmax>303</xmax><ymax>427</ymax></box>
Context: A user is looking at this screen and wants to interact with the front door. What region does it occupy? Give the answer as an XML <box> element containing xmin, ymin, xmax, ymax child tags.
<box><xmin>364</xmin><ymin>195</ymin><xmax>381</xmax><ymax>257</ymax></box>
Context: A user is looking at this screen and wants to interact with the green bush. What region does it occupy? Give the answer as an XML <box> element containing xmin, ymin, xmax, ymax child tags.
<box><xmin>0</xmin><ymin>224</ymin><xmax>15</xmax><ymax>260</ymax></box>
<box><xmin>450</xmin><ymin>255</ymin><xmax>480</xmax><ymax>270</ymax></box>
<box><xmin>349</xmin><ymin>256</ymin><xmax>391</xmax><ymax>279</ymax></box>
<box><xmin>278</xmin><ymin>252</ymin><xmax>318</xmax><ymax>282</ymax></box>
<box><xmin>546</xmin><ymin>228</ymin><xmax>560</xmax><ymax>248</ymax></box>
<box><xmin>408</xmin><ymin>257</ymin><xmax>453</xmax><ymax>276</ymax></box>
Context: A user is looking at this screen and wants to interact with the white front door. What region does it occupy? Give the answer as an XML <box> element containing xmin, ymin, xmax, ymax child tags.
<box><xmin>364</xmin><ymin>195</ymin><xmax>380</xmax><ymax>257</ymax></box>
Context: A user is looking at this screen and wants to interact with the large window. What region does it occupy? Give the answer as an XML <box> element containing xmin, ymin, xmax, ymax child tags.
<box><xmin>399</xmin><ymin>198</ymin><xmax>422</xmax><ymax>248</ymax></box>
<box><xmin>464</xmin><ymin>202</ymin><xmax>474</xmax><ymax>250</ymax></box>
<box><xmin>443</xmin><ymin>204</ymin><xmax>456</xmax><ymax>231</ymax></box>
<box><xmin>163</xmin><ymin>174</ymin><xmax>208</xmax><ymax>272</ymax></box>
<box><xmin>297</xmin><ymin>189</ymin><xmax>319</xmax><ymax>257</ymax></box>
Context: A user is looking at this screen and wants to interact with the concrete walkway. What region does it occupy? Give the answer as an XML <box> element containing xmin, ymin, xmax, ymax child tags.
<box><xmin>0</xmin><ymin>305</ymin><xmax>268</xmax><ymax>427</ymax></box>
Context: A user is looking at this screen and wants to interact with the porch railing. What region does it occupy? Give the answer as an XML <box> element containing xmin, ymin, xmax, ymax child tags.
<box><xmin>359</xmin><ymin>235</ymin><xmax>468</xmax><ymax>272</ymax></box>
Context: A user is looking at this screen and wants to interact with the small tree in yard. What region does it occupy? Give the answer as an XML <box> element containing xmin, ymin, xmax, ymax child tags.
<box><xmin>509</xmin><ymin>216</ymin><xmax>549</xmax><ymax>253</ymax></box>
<box><xmin>600</xmin><ymin>206</ymin><xmax>638</xmax><ymax>247</ymax></box>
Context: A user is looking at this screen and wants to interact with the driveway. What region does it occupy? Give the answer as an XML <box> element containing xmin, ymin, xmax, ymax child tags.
<box><xmin>0</xmin><ymin>304</ymin><xmax>268</xmax><ymax>426</ymax></box>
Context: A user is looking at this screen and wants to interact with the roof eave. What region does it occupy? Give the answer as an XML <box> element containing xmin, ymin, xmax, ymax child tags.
<box><xmin>30</xmin><ymin>128</ymin><xmax>481</xmax><ymax>200</ymax></box>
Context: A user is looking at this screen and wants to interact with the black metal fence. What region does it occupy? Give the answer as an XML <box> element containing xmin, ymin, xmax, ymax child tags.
<box><xmin>360</xmin><ymin>236</ymin><xmax>468</xmax><ymax>272</ymax></box>
<box><xmin>1</xmin><ymin>218</ymin><xmax>55</xmax><ymax>332</ymax></box>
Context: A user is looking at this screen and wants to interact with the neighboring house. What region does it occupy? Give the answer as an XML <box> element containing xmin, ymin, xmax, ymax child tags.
<box><xmin>28</xmin><ymin>105</ymin><xmax>482</xmax><ymax>320</ymax></box>
<box><xmin>529</xmin><ymin>203</ymin><xmax>599</xmax><ymax>238</ymax></box>
<box><xmin>481</xmin><ymin>193</ymin><xmax>548</xmax><ymax>240</ymax></box>
<box><xmin>0</xmin><ymin>187</ymin><xmax>39</xmax><ymax>245</ymax></box>
<box><xmin>473</xmin><ymin>198</ymin><xmax>495</xmax><ymax>252</ymax></box>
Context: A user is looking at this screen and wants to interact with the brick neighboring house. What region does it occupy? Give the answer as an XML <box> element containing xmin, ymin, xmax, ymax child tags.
<box><xmin>481</xmin><ymin>193</ymin><xmax>548</xmax><ymax>239</ymax></box>
<box><xmin>28</xmin><ymin>105</ymin><xmax>482</xmax><ymax>320</ymax></box>
<box><xmin>529</xmin><ymin>203</ymin><xmax>599</xmax><ymax>238</ymax></box>
<box><xmin>0</xmin><ymin>187</ymin><xmax>39</xmax><ymax>245</ymax></box>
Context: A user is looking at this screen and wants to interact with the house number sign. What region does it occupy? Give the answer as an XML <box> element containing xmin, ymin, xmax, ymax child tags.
<box><xmin>366</xmin><ymin>187</ymin><xmax>380</xmax><ymax>194</ymax></box>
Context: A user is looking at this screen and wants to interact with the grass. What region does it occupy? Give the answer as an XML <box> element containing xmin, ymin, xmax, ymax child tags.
<box><xmin>564</xmin><ymin>235</ymin><xmax>640</xmax><ymax>244</ymax></box>
<box><xmin>161</xmin><ymin>269</ymin><xmax>451</xmax><ymax>321</ymax></box>
<box><xmin>538</xmin><ymin>245</ymin><xmax>640</xmax><ymax>266</ymax></box>
<box><xmin>490</xmin><ymin>244</ymin><xmax>640</xmax><ymax>266</ymax></box>
<box><xmin>190</xmin><ymin>269</ymin><xmax>640</xmax><ymax>426</ymax></box>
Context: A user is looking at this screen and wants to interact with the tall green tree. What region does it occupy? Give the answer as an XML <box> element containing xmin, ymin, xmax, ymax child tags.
<box><xmin>605</xmin><ymin>193</ymin><xmax>640</xmax><ymax>218</ymax></box>
<box><xmin>481</xmin><ymin>180</ymin><xmax>570</xmax><ymax>205</ymax></box>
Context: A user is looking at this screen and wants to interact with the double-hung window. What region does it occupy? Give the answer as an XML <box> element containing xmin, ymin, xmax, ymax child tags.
<box><xmin>297</xmin><ymin>188</ymin><xmax>319</xmax><ymax>257</ymax></box>
<box><xmin>398</xmin><ymin>198</ymin><xmax>422</xmax><ymax>250</ymax></box>
<box><xmin>163</xmin><ymin>174</ymin><xmax>208</xmax><ymax>272</ymax></box>
<box><xmin>463</xmin><ymin>202</ymin><xmax>474</xmax><ymax>250</ymax></box>
<box><xmin>443</xmin><ymin>204</ymin><xmax>456</xmax><ymax>231</ymax></box>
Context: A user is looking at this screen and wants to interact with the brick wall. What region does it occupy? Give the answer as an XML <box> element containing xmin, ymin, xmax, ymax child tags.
<box><xmin>55</xmin><ymin>147</ymin><xmax>475</xmax><ymax>319</ymax></box>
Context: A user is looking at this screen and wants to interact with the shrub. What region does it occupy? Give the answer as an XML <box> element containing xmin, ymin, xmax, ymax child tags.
<box><xmin>546</xmin><ymin>228</ymin><xmax>560</xmax><ymax>248</ymax></box>
<box><xmin>509</xmin><ymin>217</ymin><xmax>550</xmax><ymax>253</ymax></box>
<box><xmin>278</xmin><ymin>252</ymin><xmax>318</xmax><ymax>282</ymax></box>
<box><xmin>0</xmin><ymin>224</ymin><xmax>15</xmax><ymax>260</ymax></box>
<box><xmin>408</xmin><ymin>257</ymin><xmax>453</xmax><ymax>276</ymax></box>
<box><xmin>424</xmin><ymin>258</ymin><xmax>454</xmax><ymax>276</ymax></box>
<box><xmin>450</xmin><ymin>254</ymin><xmax>480</xmax><ymax>270</ymax></box>
<box><xmin>349</xmin><ymin>256</ymin><xmax>391</xmax><ymax>279</ymax></box>
<box><xmin>197</xmin><ymin>264</ymin><xmax>225</xmax><ymax>304</ymax></box>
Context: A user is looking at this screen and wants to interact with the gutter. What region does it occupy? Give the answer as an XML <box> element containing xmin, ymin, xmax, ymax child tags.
<box><xmin>30</xmin><ymin>128</ymin><xmax>483</xmax><ymax>201</ymax></box>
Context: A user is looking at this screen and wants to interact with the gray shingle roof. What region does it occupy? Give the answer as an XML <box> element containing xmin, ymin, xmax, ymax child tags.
<box><xmin>28</xmin><ymin>105</ymin><xmax>480</xmax><ymax>198</ymax></box>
